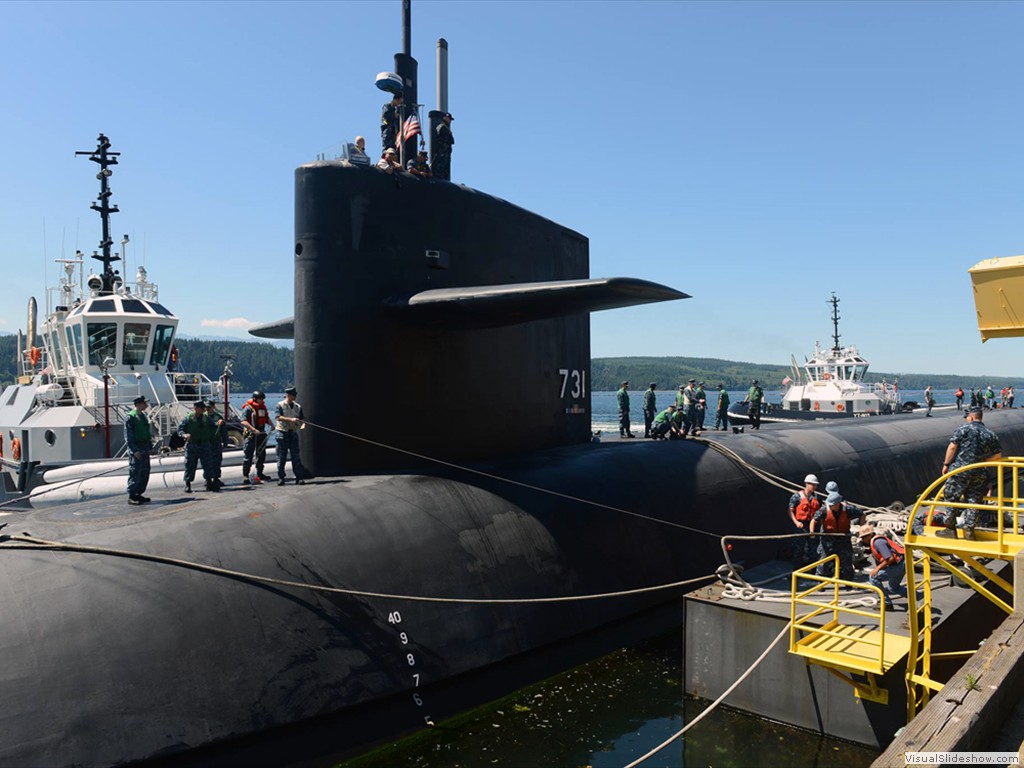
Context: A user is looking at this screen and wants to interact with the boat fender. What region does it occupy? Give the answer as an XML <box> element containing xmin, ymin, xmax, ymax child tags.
<box><xmin>10</xmin><ymin>437</ymin><xmax>21</xmax><ymax>462</ymax></box>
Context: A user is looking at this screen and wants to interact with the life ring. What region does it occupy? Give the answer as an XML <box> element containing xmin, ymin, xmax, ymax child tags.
<box><xmin>813</xmin><ymin>402</ymin><xmax>820</xmax><ymax>411</ymax></box>
<box><xmin>836</xmin><ymin>403</ymin><xmax>845</xmax><ymax>412</ymax></box>
<box><xmin>11</xmin><ymin>437</ymin><xmax>21</xmax><ymax>462</ymax></box>
<box><xmin>28</xmin><ymin>347</ymin><xmax>41</xmax><ymax>367</ymax></box>
<box><xmin>822</xmin><ymin>372</ymin><xmax>831</xmax><ymax>380</ymax></box>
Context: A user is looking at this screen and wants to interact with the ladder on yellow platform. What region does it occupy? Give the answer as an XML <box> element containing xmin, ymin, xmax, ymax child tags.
<box><xmin>790</xmin><ymin>556</ymin><xmax>911</xmax><ymax>705</ymax></box>
<box><xmin>903</xmin><ymin>457</ymin><xmax>1024</xmax><ymax>721</ymax></box>
<box><xmin>789</xmin><ymin>458</ymin><xmax>1024</xmax><ymax>719</ymax></box>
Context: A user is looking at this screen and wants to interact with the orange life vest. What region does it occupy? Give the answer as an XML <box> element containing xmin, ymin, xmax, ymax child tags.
<box><xmin>243</xmin><ymin>399</ymin><xmax>270</xmax><ymax>429</ymax></box>
<box><xmin>869</xmin><ymin>534</ymin><xmax>904</xmax><ymax>564</ymax></box>
<box><xmin>820</xmin><ymin>505</ymin><xmax>851</xmax><ymax>534</ymax></box>
<box><xmin>793</xmin><ymin>491</ymin><xmax>821</xmax><ymax>523</ymax></box>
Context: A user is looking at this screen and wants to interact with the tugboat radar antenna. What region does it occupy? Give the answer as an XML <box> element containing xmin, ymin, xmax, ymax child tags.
<box><xmin>829</xmin><ymin>293</ymin><xmax>841</xmax><ymax>353</ymax></box>
<box><xmin>75</xmin><ymin>133</ymin><xmax>121</xmax><ymax>294</ymax></box>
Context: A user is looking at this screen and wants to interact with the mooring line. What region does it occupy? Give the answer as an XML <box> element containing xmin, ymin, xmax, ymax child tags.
<box><xmin>622</xmin><ymin>620</ymin><xmax>792</xmax><ymax>768</ymax></box>
<box><xmin>0</xmin><ymin>532</ymin><xmax>717</xmax><ymax>604</ymax></box>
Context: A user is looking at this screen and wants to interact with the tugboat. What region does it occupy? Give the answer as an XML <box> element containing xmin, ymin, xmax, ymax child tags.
<box><xmin>0</xmin><ymin>134</ymin><xmax>239</xmax><ymax>507</ymax></box>
<box><xmin>729</xmin><ymin>294</ymin><xmax>905</xmax><ymax>424</ymax></box>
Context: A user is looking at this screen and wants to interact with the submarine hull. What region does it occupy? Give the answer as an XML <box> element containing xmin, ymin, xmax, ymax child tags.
<box><xmin>2</xmin><ymin>410</ymin><xmax>1022</xmax><ymax>765</ymax></box>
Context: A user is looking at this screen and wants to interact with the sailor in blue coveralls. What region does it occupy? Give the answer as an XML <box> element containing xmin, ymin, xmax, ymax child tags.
<box><xmin>913</xmin><ymin>406</ymin><xmax>1002</xmax><ymax>537</ymax></box>
<box><xmin>125</xmin><ymin>394</ymin><xmax>153</xmax><ymax>505</ymax></box>
<box><xmin>275</xmin><ymin>386</ymin><xmax>308</xmax><ymax>485</ymax></box>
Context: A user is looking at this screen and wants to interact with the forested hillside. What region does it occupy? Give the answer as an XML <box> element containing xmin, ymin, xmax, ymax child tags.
<box><xmin>0</xmin><ymin>335</ymin><xmax>294</xmax><ymax>392</ymax></box>
<box><xmin>590</xmin><ymin>357</ymin><xmax>1020</xmax><ymax>392</ymax></box>
<box><xmin>0</xmin><ymin>337</ymin><xmax>1018</xmax><ymax>392</ymax></box>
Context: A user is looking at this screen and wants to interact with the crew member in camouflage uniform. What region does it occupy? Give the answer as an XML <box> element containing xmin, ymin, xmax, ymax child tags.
<box><xmin>788</xmin><ymin>474</ymin><xmax>821</xmax><ymax>567</ymax></box>
<box><xmin>178</xmin><ymin>401</ymin><xmax>218</xmax><ymax>493</ymax></box>
<box><xmin>743</xmin><ymin>379</ymin><xmax>764</xmax><ymax>430</ymax></box>
<box><xmin>913</xmin><ymin>406</ymin><xmax>1002</xmax><ymax>537</ymax></box>
<box><xmin>381</xmin><ymin>92</ymin><xmax>404</xmax><ymax>153</ymax></box>
<box><xmin>616</xmin><ymin>381</ymin><xmax>634</xmax><ymax>438</ymax></box>
<box><xmin>205</xmin><ymin>398</ymin><xmax>226</xmax><ymax>489</ymax></box>
<box><xmin>811</xmin><ymin>492</ymin><xmax>856</xmax><ymax>580</ymax></box>
<box><xmin>275</xmin><ymin>386</ymin><xmax>308</xmax><ymax>485</ymax></box>
<box><xmin>125</xmin><ymin>395</ymin><xmax>153</xmax><ymax>505</ymax></box>
<box><xmin>642</xmin><ymin>383</ymin><xmax>657</xmax><ymax>438</ymax></box>
<box><xmin>433</xmin><ymin>112</ymin><xmax>455</xmax><ymax>181</ymax></box>
<box><xmin>714</xmin><ymin>384</ymin><xmax>731</xmax><ymax>431</ymax></box>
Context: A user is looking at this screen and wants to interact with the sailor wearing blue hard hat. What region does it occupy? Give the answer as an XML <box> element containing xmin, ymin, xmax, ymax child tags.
<box><xmin>810</xmin><ymin>491</ymin><xmax>857</xmax><ymax>580</ymax></box>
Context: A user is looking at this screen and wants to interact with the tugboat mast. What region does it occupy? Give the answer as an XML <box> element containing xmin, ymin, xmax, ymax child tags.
<box><xmin>829</xmin><ymin>293</ymin><xmax>842</xmax><ymax>354</ymax></box>
<box><xmin>75</xmin><ymin>134</ymin><xmax>121</xmax><ymax>295</ymax></box>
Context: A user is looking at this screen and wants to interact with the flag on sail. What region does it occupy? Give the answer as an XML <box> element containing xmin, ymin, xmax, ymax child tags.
<box><xmin>403</xmin><ymin>114</ymin><xmax>421</xmax><ymax>141</ymax></box>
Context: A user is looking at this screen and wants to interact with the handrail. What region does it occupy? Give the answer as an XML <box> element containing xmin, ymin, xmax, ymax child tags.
<box><xmin>907</xmin><ymin>457</ymin><xmax>1024</xmax><ymax>550</ymax></box>
<box><xmin>791</xmin><ymin>555</ymin><xmax>892</xmax><ymax>674</ymax></box>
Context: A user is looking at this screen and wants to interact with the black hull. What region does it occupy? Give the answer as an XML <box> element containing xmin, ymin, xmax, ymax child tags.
<box><xmin>728</xmin><ymin>403</ymin><xmax>869</xmax><ymax>424</ymax></box>
<box><xmin>3</xmin><ymin>409</ymin><xmax>1023</xmax><ymax>765</ymax></box>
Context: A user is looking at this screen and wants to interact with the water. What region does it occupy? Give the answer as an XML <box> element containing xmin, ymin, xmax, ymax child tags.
<box><xmin>338</xmin><ymin>631</ymin><xmax>878</xmax><ymax>768</ymax></box>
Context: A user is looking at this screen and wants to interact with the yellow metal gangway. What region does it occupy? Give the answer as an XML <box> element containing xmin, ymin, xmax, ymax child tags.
<box><xmin>790</xmin><ymin>556</ymin><xmax>911</xmax><ymax>705</ymax></box>
<box><xmin>903</xmin><ymin>457</ymin><xmax>1024</xmax><ymax>720</ymax></box>
<box><xmin>789</xmin><ymin>458</ymin><xmax>1024</xmax><ymax>719</ymax></box>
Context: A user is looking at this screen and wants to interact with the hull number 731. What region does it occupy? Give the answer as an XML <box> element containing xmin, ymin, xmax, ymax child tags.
<box><xmin>559</xmin><ymin>369</ymin><xmax>586</xmax><ymax>399</ymax></box>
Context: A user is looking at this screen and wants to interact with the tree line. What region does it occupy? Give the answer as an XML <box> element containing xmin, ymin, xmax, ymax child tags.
<box><xmin>0</xmin><ymin>336</ymin><xmax>1018</xmax><ymax>393</ymax></box>
<box><xmin>590</xmin><ymin>357</ymin><xmax>1022</xmax><ymax>392</ymax></box>
<box><xmin>0</xmin><ymin>335</ymin><xmax>294</xmax><ymax>392</ymax></box>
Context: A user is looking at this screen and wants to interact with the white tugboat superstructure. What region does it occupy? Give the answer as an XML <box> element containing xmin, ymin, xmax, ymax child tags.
<box><xmin>730</xmin><ymin>294</ymin><xmax>903</xmax><ymax>424</ymax></box>
<box><xmin>0</xmin><ymin>134</ymin><xmax>237</xmax><ymax>505</ymax></box>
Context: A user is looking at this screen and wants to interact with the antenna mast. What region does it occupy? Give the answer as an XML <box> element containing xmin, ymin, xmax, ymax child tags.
<box><xmin>75</xmin><ymin>134</ymin><xmax>121</xmax><ymax>294</ymax></box>
<box><xmin>829</xmin><ymin>293</ymin><xmax>841</xmax><ymax>353</ymax></box>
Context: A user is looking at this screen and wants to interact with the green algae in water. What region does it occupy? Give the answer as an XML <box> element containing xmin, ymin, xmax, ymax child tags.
<box><xmin>336</xmin><ymin>633</ymin><xmax>879</xmax><ymax>768</ymax></box>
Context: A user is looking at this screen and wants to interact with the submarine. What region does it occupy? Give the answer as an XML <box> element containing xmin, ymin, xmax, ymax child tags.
<box><xmin>4</xmin><ymin>5</ymin><xmax>1024</xmax><ymax>767</ymax></box>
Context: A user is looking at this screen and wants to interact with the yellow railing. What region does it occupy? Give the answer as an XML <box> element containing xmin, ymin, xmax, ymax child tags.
<box><xmin>907</xmin><ymin>456</ymin><xmax>1024</xmax><ymax>552</ymax></box>
<box><xmin>790</xmin><ymin>554</ymin><xmax>893</xmax><ymax>674</ymax></box>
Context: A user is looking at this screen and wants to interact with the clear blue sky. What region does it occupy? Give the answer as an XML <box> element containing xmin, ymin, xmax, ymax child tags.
<box><xmin>3</xmin><ymin>1</ymin><xmax>1023</xmax><ymax>378</ymax></box>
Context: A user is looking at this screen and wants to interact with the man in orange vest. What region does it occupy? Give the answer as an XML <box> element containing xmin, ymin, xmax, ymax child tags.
<box><xmin>810</xmin><ymin>492</ymin><xmax>855</xmax><ymax>580</ymax></box>
<box><xmin>787</xmin><ymin>474</ymin><xmax>821</xmax><ymax>567</ymax></box>
<box><xmin>858</xmin><ymin>523</ymin><xmax>911</xmax><ymax>610</ymax></box>
<box><xmin>240</xmin><ymin>390</ymin><xmax>274</xmax><ymax>484</ymax></box>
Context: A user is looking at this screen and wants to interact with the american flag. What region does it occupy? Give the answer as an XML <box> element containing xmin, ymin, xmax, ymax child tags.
<box><xmin>403</xmin><ymin>114</ymin><xmax>421</xmax><ymax>141</ymax></box>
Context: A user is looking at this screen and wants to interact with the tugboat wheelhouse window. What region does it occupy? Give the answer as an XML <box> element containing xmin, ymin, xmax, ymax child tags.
<box><xmin>121</xmin><ymin>299</ymin><xmax>150</xmax><ymax>314</ymax></box>
<box><xmin>90</xmin><ymin>299</ymin><xmax>116</xmax><ymax>313</ymax></box>
<box><xmin>149</xmin><ymin>301</ymin><xmax>172</xmax><ymax>316</ymax></box>
<box><xmin>87</xmin><ymin>323</ymin><xmax>118</xmax><ymax>366</ymax></box>
<box><xmin>71</xmin><ymin>324</ymin><xmax>84</xmax><ymax>367</ymax></box>
<box><xmin>49</xmin><ymin>329</ymin><xmax>64</xmax><ymax>370</ymax></box>
<box><xmin>150</xmin><ymin>324</ymin><xmax>174</xmax><ymax>367</ymax></box>
<box><xmin>123</xmin><ymin>323</ymin><xmax>152</xmax><ymax>366</ymax></box>
<box><xmin>65</xmin><ymin>326</ymin><xmax>81</xmax><ymax>368</ymax></box>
